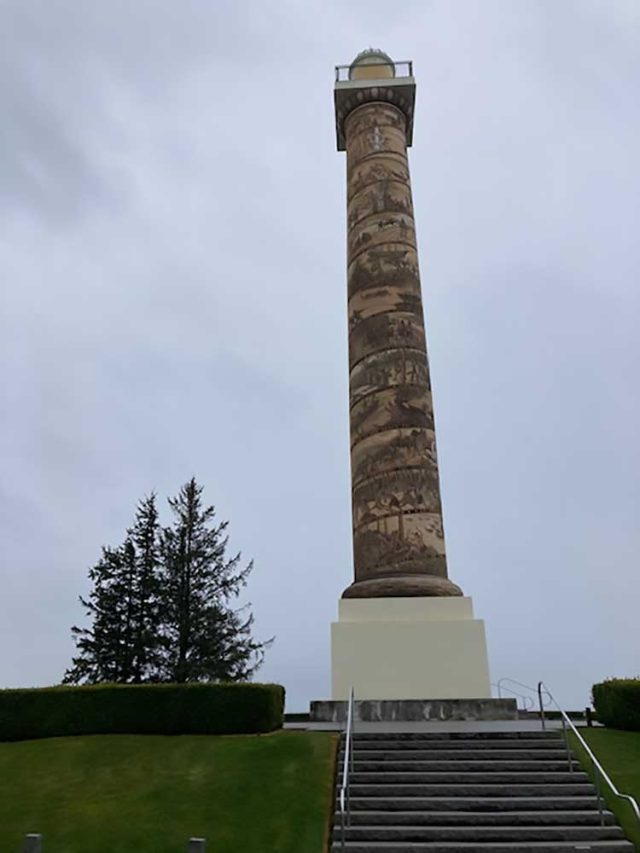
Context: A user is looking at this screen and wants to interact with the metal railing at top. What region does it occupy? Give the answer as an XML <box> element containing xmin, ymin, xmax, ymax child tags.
<box><xmin>338</xmin><ymin>686</ymin><xmax>355</xmax><ymax>850</ymax></box>
<box><xmin>493</xmin><ymin>678</ymin><xmax>537</xmax><ymax>711</ymax></box>
<box><xmin>497</xmin><ymin>677</ymin><xmax>553</xmax><ymax>709</ymax></box>
<box><xmin>335</xmin><ymin>61</ymin><xmax>413</xmax><ymax>82</ymax></box>
<box><xmin>538</xmin><ymin>681</ymin><xmax>640</xmax><ymax>831</ymax></box>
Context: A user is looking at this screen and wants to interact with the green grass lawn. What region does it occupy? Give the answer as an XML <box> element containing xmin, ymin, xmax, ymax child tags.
<box><xmin>571</xmin><ymin>728</ymin><xmax>640</xmax><ymax>851</ymax></box>
<box><xmin>0</xmin><ymin>731</ymin><xmax>337</xmax><ymax>853</ymax></box>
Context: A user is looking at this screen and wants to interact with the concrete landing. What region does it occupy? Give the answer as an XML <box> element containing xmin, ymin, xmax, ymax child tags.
<box><xmin>286</xmin><ymin>719</ymin><xmax>563</xmax><ymax>732</ymax></box>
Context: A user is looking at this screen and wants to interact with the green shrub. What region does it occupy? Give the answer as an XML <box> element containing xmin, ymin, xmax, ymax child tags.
<box><xmin>0</xmin><ymin>683</ymin><xmax>285</xmax><ymax>741</ymax></box>
<box><xmin>592</xmin><ymin>679</ymin><xmax>640</xmax><ymax>731</ymax></box>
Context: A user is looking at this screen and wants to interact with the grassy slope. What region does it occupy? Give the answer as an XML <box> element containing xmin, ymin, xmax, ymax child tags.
<box><xmin>0</xmin><ymin>731</ymin><xmax>337</xmax><ymax>853</ymax></box>
<box><xmin>571</xmin><ymin>728</ymin><xmax>640</xmax><ymax>851</ymax></box>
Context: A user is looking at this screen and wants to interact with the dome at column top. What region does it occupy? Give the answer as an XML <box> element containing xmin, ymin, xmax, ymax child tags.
<box><xmin>349</xmin><ymin>48</ymin><xmax>395</xmax><ymax>80</ymax></box>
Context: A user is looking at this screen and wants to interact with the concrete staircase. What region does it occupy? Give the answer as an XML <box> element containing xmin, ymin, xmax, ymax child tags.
<box><xmin>333</xmin><ymin>730</ymin><xmax>634</xmax><ymax>852</ymax></box>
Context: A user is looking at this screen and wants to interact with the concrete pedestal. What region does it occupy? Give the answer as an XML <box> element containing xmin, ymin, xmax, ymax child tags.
<box><xmin>331</xmin><ymin>596</ymin><xmax>491</xmax><ymax>701</ymax></box>
<box><xmin>310</xmin><ymin>697</ymin><xmax>517</xmax><ymax>723</ymax></box>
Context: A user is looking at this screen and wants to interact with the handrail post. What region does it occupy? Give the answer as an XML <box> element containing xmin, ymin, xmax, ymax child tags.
<box><xmin>537</xmin><ymin>681</ymin><xmax>546</xmax><ymax>731</ymax></box>
<box><xmin>593</xmin><ymin>759</ymin><xmax>604</xmax><ymax>826</ymax></box>
<box><xmin>561</xmin><ymin>715</ymin><xmax>573</xmax><ymax>772</ymax></box>
<box><xmin>348</xmin><ymin>686</ymin><xmax>355</xmax><ymax>826</ymax></box>
<box><xmin>347</xmin><ymin>740</ymin><xmax>351</xmax><ymax>828</ymax></box>
<box><xmin>348</xmin><ymin>705</ymin><xmax>354</xmax><ymax>826</ymax></box>
<box><xmin>339</xmin><ymin>686</ymin><xmax>355</xmax><ymax>849</ymax></box>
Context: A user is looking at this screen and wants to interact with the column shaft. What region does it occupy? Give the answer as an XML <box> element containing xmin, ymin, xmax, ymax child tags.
<box><xmin>344</xmin><ymin>101</ymin><xmax>462</xmax><ymax>598</ymax></box>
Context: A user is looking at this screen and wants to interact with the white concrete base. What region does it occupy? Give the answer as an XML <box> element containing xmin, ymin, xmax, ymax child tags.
<box><xmin>331</xmin><ymin>596</ymin><xmax>491</xmax><ymax>700</ymax></box>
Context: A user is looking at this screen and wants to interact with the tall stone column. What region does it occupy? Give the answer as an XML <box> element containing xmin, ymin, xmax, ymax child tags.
<box><xmin>340</xmin><ymin>58</ymin><xmax>462</xmax><ymax>599</ymax></box>
<box><xmin>328</xmin><ymin>51</ymin><xmax>491</xmax><ymax>703</ymax></box>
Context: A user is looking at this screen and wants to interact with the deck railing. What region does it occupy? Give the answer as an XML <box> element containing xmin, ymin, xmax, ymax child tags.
<box><xmin>335</xmin><ymin>61</ymin><xmax>413</xmax><ymax>82</ymax></box>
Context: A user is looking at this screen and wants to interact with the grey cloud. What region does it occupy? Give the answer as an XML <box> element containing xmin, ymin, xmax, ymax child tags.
<box><xmin>0</xmin><ymin>0</ymin><xmax>286</xmax><ymax>222</ymax></box>
<box><xmin>0</xmin><ymin>0</ymin><xmax>638</xmax><ymax>710</ymax></box>
<box><xmin>0</xmin><ymin>51</ymin><xmax>110</xmax><ymax>221</ymax></box>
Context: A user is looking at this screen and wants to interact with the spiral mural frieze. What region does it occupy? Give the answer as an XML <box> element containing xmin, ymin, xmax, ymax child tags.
<box><xmin>342</xmin><ymin>98</ymin><xmax>462</xmax><ymax>599</ymax></box>
<box><xmin>347</xmin><ymin>157</ymin><xmax>411</xmax><ymax>203</ymax></box>
<box><xmin>350</xmin><ymin>427</ymin><xmax>438</xmax><ymax>489</ymax></box>
<box><xmin>349</xmin><ymin>310</ymin><xmax>427</xmax><ymax>367</ymax></box>
<box><xmin>348</xmin><ymin>245</ymin><xmax>420</xmax><ymax>300</ymax></box>
<box><xmin>350</xmin><ymin>347</ymin><xmax>431</xmax><ymax>406</ymax></box>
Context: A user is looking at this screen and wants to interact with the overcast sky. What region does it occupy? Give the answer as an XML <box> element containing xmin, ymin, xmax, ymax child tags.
<box><xmin>1</xmin><ymin>0</ymin><xmax>638</xmax><ymax>711</ymax></box>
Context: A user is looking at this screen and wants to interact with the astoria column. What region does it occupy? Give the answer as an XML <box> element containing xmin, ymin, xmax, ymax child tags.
<box><xmin>337</xmin><ymin>50</ymin><xmax>462</xmax><ymax>600</ymax></box>
<box><xmin>325</xmin><ymin>50</ymin><xmax>492</xmax><ymax>703</ymax></box>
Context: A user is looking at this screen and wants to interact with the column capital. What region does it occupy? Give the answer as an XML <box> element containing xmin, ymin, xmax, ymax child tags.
<box><xmin>334</xmin><ymin>62</ymin><xmax>416</xmax><ymax>151</ymax></box>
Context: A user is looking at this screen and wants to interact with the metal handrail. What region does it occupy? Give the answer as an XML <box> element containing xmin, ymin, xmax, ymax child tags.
<box><xmin>493</xmin><ymin>680</ymin><xmax>534</xmax><ymax>711</ymax></box>
<box><xmin>335</xmin><ymin>61</ymin><xmax>413</xmax><ymax>82</ymax></box>
<box><xmin>338</xmin><ymin>686</ymin><xmax>355</xmax><ymax>850</ymax></box>
<box><xmin>538</xmin><ymin>681</ymin><xmax>640</xmax><ymax>830</ymax></box>
<box><xmin>497</xmin><ymin>677</ymin><xmax>552</xmax><ymax>710</ymax></box>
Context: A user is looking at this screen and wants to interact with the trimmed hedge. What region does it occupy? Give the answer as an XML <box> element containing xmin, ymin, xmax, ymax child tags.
<box><xmin>0</xmin><ymin>682</ymin><xmax>285</xmax><ymax>741</ymax></box>
<box><xmin>592</xmin><ymin>679</ymin><xmax>640</xmax><ymax>731</ymax></box>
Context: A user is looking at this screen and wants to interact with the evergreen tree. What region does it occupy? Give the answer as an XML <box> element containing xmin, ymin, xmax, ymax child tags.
<box><xmin>64</xmin><ymin>494</ymin><xmax>162</xmax><ymax>684</ymax></box>
<box><xmin>158</xmin><ymin>478</ymin><xmax>269</xmax><ymax>683</ymax></box>
<box><xmin>64</xmin><ymin>483</ymin><xmax>270</xmax><ymax>684</ymax></box>
<box><xmin>64</xmin><ymin>543</ymin><xmax>136</xmax><ymax>684</ymax></box>
<box><xmin>128</xmin><ymin>494</ymin><xmax>162</xmax><ymax>682</ymax></box>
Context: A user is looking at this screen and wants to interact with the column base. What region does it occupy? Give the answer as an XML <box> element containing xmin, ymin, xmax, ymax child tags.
<box><xmin>310</xmin><ymin>697</ymin><xmax>517</xmax><ymax>723</ymax></box>
<box><xmin>342</xmin><ymin>575</ymin><xmax>463</xmax><ymax>598</ymax></box>
<box><xmin>331</xmin><ymin>596</ymin><xmax>492</xmax><ymax>701</ymax></box>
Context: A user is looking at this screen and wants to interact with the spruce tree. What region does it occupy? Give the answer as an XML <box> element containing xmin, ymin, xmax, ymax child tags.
<box><xmin>64</xmin><ymin>494</ymin><xmax>162</xmax><ymax>684</ymax></box>
<box><xmin>64</xmin><ymin>483</ymin><xmax>270</xmax><ymax>684</ymax></box>
<box><xmin>128</xmin><ymin>493</ymin><xmax>162</xmax><ymax>682</ymax></box>
<box><xmin>158</xmin><ymin>478</ymin><xmax>269</xmax><ymax>683</ymax></box>
<box><xmin>64</xmin><ymin>543</ymin><xmax>136</xmax><ymax>684</ymax></box>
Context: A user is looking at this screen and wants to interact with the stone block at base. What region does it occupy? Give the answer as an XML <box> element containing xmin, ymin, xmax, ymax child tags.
<box><xmin>331</xmin><ymin>596</ymin><xmax>492</xmax><ymax>700</ymax></box>
<box><xmin>310</xmin><ymin>697</ymin><xmax>518</xmax><ymax>723</ymax></box>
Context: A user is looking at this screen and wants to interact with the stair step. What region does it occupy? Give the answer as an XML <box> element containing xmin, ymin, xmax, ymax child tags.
<box><xmin>344</xmin><ymin>772</ymin><xmax>588</xmax><ymax>784</ymax></box>
<box><xmin>339</xmin><ymin>761</ymin><xmax>579</xmax><ymax>772</ymax></box>
<box><xmin>345</xmin><ymin>749</ymin><xmax>570</xmax><ymax>760</ymax></box>
<box><xmin>335</xmin><ymin>811</ymin><xmax>615</xmax><ymax>827</ymax></box>
<box><xmin>348</xmin><ymin>732</ymin><xmax>561</xmax><ymax>742</ymax></box>
<box><xmin>340</xmin><ymin>749</ymin><xmax>569</xmax><ymax>765</ymax></box>
<box><xmin>347</xmin><ymin>737</ymin><xmax>565</xmax><ymax>749</ymax></box>
<box><xmin>343</xmin><ymin>739</ymin><xmax>566</xmax><ymax>752</ymax></box>
<box><xmin>335</xmin><ymin>827</ymin><xmax>624</xmax><ymax>842</ymax></box>
<box><xmin>344</xmin><ymin>797</ymin><xmax>602</xmax><ymax>813</ymax></box>
<box><xmin>348</xmin><ymin>784</ymin><xmax>593</xmax><ymax>797</ymax></box>
<box><xmin>331</xmin><ymin>841</ymin><xmax>634</xmax><ymax>852</ymax></box>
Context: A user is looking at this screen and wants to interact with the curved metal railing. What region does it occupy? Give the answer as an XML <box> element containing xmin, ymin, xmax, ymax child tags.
<box><xmin>493</xmin><ymin>678</ymin><xmax>536</xmax><ymax>711</ymax></box>
<box><xmin>338</xmin><ymin>686</ymin><xmax>355</xmax><ymax>850</ymax></box>
<box><xmin>538</xmin><ymin>680</ymin><xmax>640</xmax><ymax>831</ymax></box>
<box><xmin>497</xmin><ymin>677</ymin><xmax>552</xmax><ymax>711</ymax></box>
